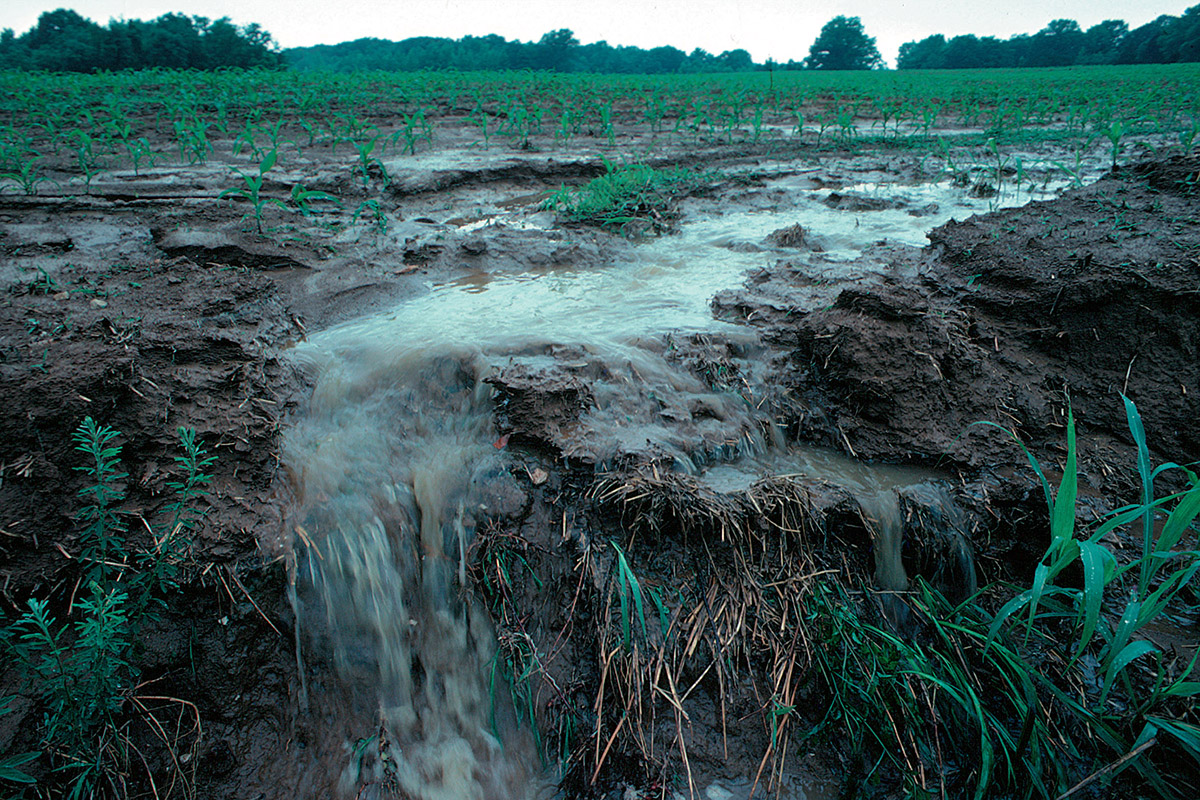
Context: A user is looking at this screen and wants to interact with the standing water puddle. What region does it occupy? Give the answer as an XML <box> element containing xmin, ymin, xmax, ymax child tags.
<box><xmin>283</xmin><ymin>174</ymin><xmax>1074</xmax><ymax>796</ymax></box>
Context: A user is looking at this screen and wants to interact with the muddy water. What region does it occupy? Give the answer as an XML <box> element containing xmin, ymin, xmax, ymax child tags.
<box><xmin>699</xmin><ymin>447</ymin><xmax>937</xmax><ymax>593</ymax></box>
<box><xmin>282</xmin><ymin>175</ymin><xmax>1067</xmax><ymax>796</ymax></box>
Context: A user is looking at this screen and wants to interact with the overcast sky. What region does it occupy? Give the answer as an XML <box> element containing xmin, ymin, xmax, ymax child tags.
<box><xmin>2</xmin><ymin>1</ymin><xmax>1196</xmax><ymax>66</ymax></box>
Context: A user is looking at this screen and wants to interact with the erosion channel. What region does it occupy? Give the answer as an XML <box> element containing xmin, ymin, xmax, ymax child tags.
<box><xmin>284</xmin><ymin>171</ymin><xmax>1080</xmax><ymax>797</ymax></box>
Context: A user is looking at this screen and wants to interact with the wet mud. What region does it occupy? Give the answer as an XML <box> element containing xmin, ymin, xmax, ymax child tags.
<box><xmin>2</xmin><ymin>109</ymin><xmax>1198</xmax><ymax>799</ymax></box>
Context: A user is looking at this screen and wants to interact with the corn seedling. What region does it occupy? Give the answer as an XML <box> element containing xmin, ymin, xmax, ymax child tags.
<box><xmin>1</xmin><ymin>152</ymin><xmax>52</xmax><ymax>196</ymax></box>
<box><xmin>352</xmin><ymin>199</ymin><xmax>389</xmax><ymax>234</ymax></box>
<box><xmin>122</xmin><ymin>137</ymin><xmax>156</xmax><ymax>175</ymax></box>
<box><xmin>350</xmin><ymin>134</ymin><xmax>388</xmax><ymax>189</ymax></box>
<box><xmin>219</xmin><ymin>148</ymin><xmax>288</xmax><ymax>234</ymax></box>
<box><xmin>290</xmin><ymin>183</ymin><xmax>340</xmax><ymax>217</ymax></box>
<box><xmin>70</xmin><ymin>131</ymin><xmax>103</xmax><ymax>194</ymax></box>
<box><xmin>392</xmin><ymin>109</ymin><xmax>433</xmax><ymax>156</ymax></box>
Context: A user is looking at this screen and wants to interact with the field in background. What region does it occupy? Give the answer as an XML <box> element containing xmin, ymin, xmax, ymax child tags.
<box><xmin>3</xmin><ymin>64</ymin><xmax>1200</xmax><ymax>196</ymax></box>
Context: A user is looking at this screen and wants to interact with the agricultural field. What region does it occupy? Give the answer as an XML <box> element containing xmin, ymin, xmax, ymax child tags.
<box><xmin>1</xmin><ymin>64</ymin><xmax>1199</xmax><ymax>800</ymax></box>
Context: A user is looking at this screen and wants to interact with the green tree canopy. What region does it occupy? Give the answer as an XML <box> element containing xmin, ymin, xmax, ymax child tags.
<box><xmin>0</xmin><ymin>8</ymin><xmax>282</xmax><ymax>71</ymax></box>
<box><xmin>804</xmin><ymin>16</ymin><xmax>882</xmax><ymax>70</ymax></box>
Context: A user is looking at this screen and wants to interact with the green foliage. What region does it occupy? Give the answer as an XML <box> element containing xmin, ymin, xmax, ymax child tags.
<box><xmin>219</xmin><ymin>147</ymin><xmax>288</xmax><ymax>233</ymax></box>
<box><xmin>0</xmin><ymin>151</ymin><xmax>51</xmax><ymax>196</ymax></box>
<box><xmin>801</xmin><ymin>400</ymin><xmax>1200</xmax><ymax>798</ymax></box>
<box><xmin>289</xmin><ymin>183</ymin><xmax>339</xmax><ymax>217</ymax></box>
<box><xmin>1</xmin><ymin>419</ymin><xmax>215</xmax><ymax>798</ymax></box>
<box><xmin>899</xmin><ymin>7</ymin><xmax>1200</xmax><ymax>69</ymax></box>
<box><xmin>284</xmin><ymin>30</ymin><xmax>749</xmax><ymax>74</ymax></box>
<box><xmin>349</xmin><ymin>133</ymin><xmax>388</xmax><ymax>189</ymax></box>
<box><xmin>0</xmin><ymin>9</ymin><xmax>283</xmax><ymax>72</ymax></box>
<box><xmin>804</xmin><ymin>16</ymin><xmax>883</xmax><ymax>71</ymax></box>
<box><xmin>543</xmin><ymin>160</ymin><xmax>711</xmax><ymax>235</ymax></box>
<box><xmin>351</xmin><ymin>199</ymin><xmax>389</xmax><ymax>234</ymax></box>
<box><xmin>610</xmin><ymin>542</ymin><xmax>647</xmax><ymax>651</ymax></box>
<box><xmin>10</xmin><ymin>586</ymin><xmax>132</xmax><ymax>798</ymax></box>
<box><xmin>72</xmin><ymin>417</ymin><xmax>128</xmax><ymax>589</ymax></box>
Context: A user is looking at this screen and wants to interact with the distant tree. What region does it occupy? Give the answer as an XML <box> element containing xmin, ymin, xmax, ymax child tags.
<box><xmin>897</xmin><ymin>34</ymin><xmax>946</xmax><ymax>69</ymax></box>
<box><xmin>943</xmin><ymin>35</ymin><xmax>987</xmax><ymax>68</ymax></box>
<box><xmin>804</xmin><ymin>16</ymin><xmax>882</xmax><ymax>70</ymax></box>
<box><xmin>1117</xmin><ymin>16</ymin><xmax>1172</xmax><ymax>63</ymax></box>
<box><xmin>1159</xmin><ymin>5</ymin><xmax>1200</xmax><ymax>62</ymax></box>
<box><xmin>27</xmin><ymin>9</ymin><xmax>101</xmax><ymax>71</ymax></box>
<box><xmin>1028</xmin><ymin>19</ymin><xmax>1085</xmax><ymax>67</ymax></box>
<box><xmin>535</xmin><ymin>28</ymin><xmax>579</xmax><ymax>70</ymax></box>
<box><xmin>895</xmin><ymin>6</ymin><xmax>1200</xmax><ymax>69</ymax></box>
<box><xmin>1080</xmin><ymin>20</ymin><xmax>1128</xmax><ymax>63</ymax></box>
<box><xmin>717</xmin><ymin>48</ymin><xmax>754</xmax><ymax>71</ymax></box>
<box><xmin>0</xmin><ymin>8</ymin><xmax>281</xmax><ymax>71</ymax></box>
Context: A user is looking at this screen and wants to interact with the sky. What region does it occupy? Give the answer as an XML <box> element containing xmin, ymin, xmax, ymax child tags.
<box><xmin>2</xmin><ymin>1</ymin><xmax>1196</xmax><ymax>66</ymax></box>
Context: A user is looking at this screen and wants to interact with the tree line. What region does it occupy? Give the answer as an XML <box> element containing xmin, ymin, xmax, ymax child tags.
<box><xmin>3</xmin><ymin>6</ymin><xmax>1200</xmax><ymax>74</ymax></box>
<box><xmin>898</xmin><ymin>6</ymin><xmax>1200</xmax><ymax>69</ymax></box>
<box><xmin>0</xmin><ymin>8</ymin><xmax>283</xmax><ymax>71</ymax></box>
<box><xmin>285</xmin><ymin>29</ymin><xmax>757</xmax><ymax>74</ymax></box>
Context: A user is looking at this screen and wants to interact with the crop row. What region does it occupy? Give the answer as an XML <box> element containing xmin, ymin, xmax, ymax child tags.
<box><xmin>1</xmin><ymin>65</ymin><xmax>1199</xmax><ymax>195</ymax></box>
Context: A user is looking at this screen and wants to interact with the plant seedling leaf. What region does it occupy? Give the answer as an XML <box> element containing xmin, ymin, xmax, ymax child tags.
<box><xmin>1051</xmin><ymin>408</ymin><xmax>1077</xmax><ymax>544</ymax></box>
<box><xmin>1102</xmin><ymin>639</ymin><xmax>1158</xmax><ymax>702</ymax></box>
<box><xmin>1076</xmin><ymin>539</ymin><xmax>1114</xmax><ymax>658</ymax></box>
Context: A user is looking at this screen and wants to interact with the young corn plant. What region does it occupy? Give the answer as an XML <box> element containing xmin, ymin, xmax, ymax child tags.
<box><xmin>219</xmin><ymin>148</ymin><xmax>288</xmax><ymax>234</ymax></box>
<box><xmin>70</xmin><ymin>131</ymin><xmax>104</xmax><ymax>194</ymax></box>
<box><xmin>350</xmin><ymin>134</ymin><xmax>389</xmax><ymax>190</ymax></box>
<box><xmin>290</xmin><ymin>183</ymin><xmax>340</xmax><ymax>218</ymax></box>
<box><xmin>1</xmin><ymin>151</ymin><xmax>52</xmax><ymax>196</ymax></box>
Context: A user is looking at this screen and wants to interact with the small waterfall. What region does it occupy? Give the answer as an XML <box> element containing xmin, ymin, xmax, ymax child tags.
<box><xmin>286</xmin><ymin>339</ymin><xmax>539</xmax><ymax>799</ymax></box>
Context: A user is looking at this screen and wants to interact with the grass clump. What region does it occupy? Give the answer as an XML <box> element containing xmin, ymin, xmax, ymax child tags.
<box><xmin>543</xmin><ymin>159</ymin><xmax>712</xmax><ymax>235</ymax></box>
<box><xmin>807</xmin><ymin>397</ymin><xmax>1200</xmax><ymax>799</ymax></box>
<box><xmin>1</xmin><ymin>418</ymin><xmax>214</xmax><ymax>799</ymax></box>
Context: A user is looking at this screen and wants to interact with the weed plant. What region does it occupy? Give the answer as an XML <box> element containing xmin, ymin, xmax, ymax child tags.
<box><xmin>806</xmin><ymin>398</ymin><xmax>1200</xmax><ymax>799</ymax></box>
<box><xmin>1</xmin><ymin>418</ymin><xmax>215</xmax><ymax>798</ymax></box>
<box><xmin>543</xmin><ymin>160</ymin><xmax>712</xmax><ymax>235</ymax></box>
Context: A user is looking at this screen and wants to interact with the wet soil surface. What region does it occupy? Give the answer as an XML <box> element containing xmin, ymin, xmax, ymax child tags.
<box><xmin>2</xmin><ymin>113</ymin><xmax>1198</xmax><ymax>798</ymax></box>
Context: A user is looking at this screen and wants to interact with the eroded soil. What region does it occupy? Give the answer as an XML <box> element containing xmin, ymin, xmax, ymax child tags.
<box><xmin>2</xmin><ymin>106</ymin><xmax>1197</xmax><ymax>799</ymax></box>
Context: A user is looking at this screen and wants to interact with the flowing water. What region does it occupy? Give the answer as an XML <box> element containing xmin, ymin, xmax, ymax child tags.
<box><xmin>282</xmin><ymin>174</ymin><xmax>1071</xmax><ymax>796</ymax></box>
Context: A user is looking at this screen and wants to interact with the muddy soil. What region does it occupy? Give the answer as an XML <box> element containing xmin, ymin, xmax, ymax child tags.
<box><xmin>1</xmin><ymin>105</ymin><xmax>1196</xmax><ymax>799</ymax></box>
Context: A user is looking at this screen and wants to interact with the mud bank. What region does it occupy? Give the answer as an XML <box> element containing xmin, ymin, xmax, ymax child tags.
<box><xmin>715</xmin><ymin>155</ymin><xmax>1200</xmax><ymax>479</ymax></box>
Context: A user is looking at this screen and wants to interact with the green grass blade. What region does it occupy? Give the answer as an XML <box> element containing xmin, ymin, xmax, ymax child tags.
<box><xmin>969</xmin><ymin>421</ymin><xmax>1052</xmax><ymax>511</ymax></box>
<box><xmin>1155</xmin><ymin>484</ymin><xmax>1200</xmax><ymax>557</ymax></box>
<box><xmin>1102</xmin><ymin>639</ymin><xmax>1158</xmax><ymax>702</ymax></box>
<box><xmin>1136</xmin><ymin>559</ymin><xmax>1200</xmax><ymax>627</ymax></box>
<box><xmin>1051</xmin><ymin>407</ymin><xmax>1077</xmax><ymax>545</ymax></box>
<box><xmin>1075</xmin><ymin>539</ymin><xmax>1114</xmax><ymax>659</ymax></box>
<box><xmin>1105</xmin><ymin>598</ymin><xmax>1143</xmax><ymax>669</ymax></box>
<box><xmin>1123</xmin><ymin>395</ymin><xmax>1156</xmax><ymax>593</ymax></box>
<box><xmin>1027</xmin><ymin>563</ymin><xmax>1051</xmax><ymax>634</ymax></box>
<box><xmin>986</xmin><ymin>589</ymin><xmax>1032</xmax><ymax>650</ymax></box>
<box><xmin>1148</xmin><ymin>718</ymin><xmax>1200</xmax><ymax>762</ymax></box>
